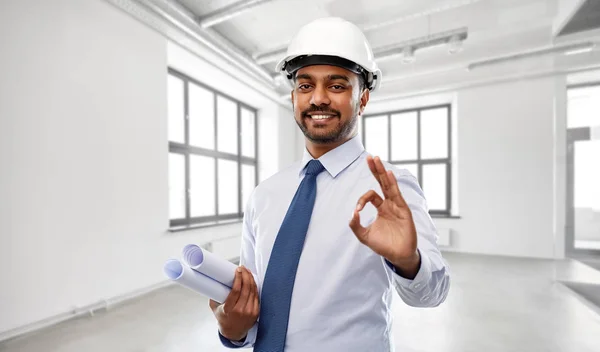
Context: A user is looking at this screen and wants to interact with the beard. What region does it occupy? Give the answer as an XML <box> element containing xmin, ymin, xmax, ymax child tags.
<box><xmin>295</xmin><ymin>103</ymin><xmax>361</xmax><ymax>144</ymax></box>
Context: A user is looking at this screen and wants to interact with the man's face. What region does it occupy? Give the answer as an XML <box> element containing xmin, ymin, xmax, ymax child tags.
<box><xmin>291</xmin><ymin>65</ymin><xmax>369</xmax><ymax>145</ymax></box>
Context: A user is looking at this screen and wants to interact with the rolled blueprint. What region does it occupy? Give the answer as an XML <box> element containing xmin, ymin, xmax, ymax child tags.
<box><xmin>182</xmin><ymin>244</ymin><xmax>238</xmax><ymax>288</ymax></box>
<box><xmin>163</xmin><ymin>258</ymin><xmax>230</xmax><ymax>304</ymax></box>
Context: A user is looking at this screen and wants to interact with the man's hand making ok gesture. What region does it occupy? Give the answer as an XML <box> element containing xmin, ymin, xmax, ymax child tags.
<box><xmin>349</xmin><ymin>155</ymin><xmax>421</xmax><ymax>279</ymax></box>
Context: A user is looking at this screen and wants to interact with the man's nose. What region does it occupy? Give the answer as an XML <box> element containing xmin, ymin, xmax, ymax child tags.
<box><xmin>309</xmin><ymin>85</ymin><xmax>331</xmax><ymax>107</ymax></box>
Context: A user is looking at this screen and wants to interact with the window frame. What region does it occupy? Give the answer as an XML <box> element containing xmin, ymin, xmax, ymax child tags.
<box><xmin>167</xmin><ymin>67</ymin><xmax>258</xmax><ymax>229</ymax></box>
<box><xmin>565</xmin><ymin>82</ymin><xmax>600</xmax><ymax>256</ymax></box>
<box><xmin>362</xmin><ymin>104</ymin><xmax>452</xmax><ymax>217</ymax></box>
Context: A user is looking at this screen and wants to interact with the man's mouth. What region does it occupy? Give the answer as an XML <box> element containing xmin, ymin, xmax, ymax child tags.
<box><xmin>305</xmin><ymin>113</ymin><xmax>338</xmax><ymax>120</ymax></box>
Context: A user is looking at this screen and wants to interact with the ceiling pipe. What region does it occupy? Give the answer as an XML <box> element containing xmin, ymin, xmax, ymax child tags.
<box><xmin>142</xmin><ymin>0</ymin><xmax>276</xmax><ymax>87</ymax></box>
<box><xmin>370</xmin><ymin>61</ymin><xmax>600</xmax><ymax>103</ymax></box>
<box><xmin>382</xmin><ymin>41</ymin><xmax>597</xmax><ymax>84</ymax></box>
<box><xmin>467</xmin><ymin>41</ymin><xmax>596</xmax><ymax>71</ymax></box>
<box><xmin>199</xmin><ymin>0</ymin><xmax>276</xmax><ymax>29</ymax></box>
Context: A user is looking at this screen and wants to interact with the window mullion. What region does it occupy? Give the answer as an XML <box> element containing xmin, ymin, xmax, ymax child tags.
<box><xmin>184</xmin><ymin>79</ymin><xmax>191</xmax><ymax>225</ymax></box>
<box><xmin>447</xmin><ymin>106</ymin><xmax>452</xmax><ymax>214</ymax></box>
<box><xmin>417</xmin><ymin>109</ymin><xmax>422</xmax><ymax>186</ymax></box>
<box><xmin>237</xmin><ymin>104</ymin><xmax>242</xmax><ymax>217</ymax></box>
<box><xmin>214</xmin><ymin>93</ymin><xmax>219</xmax><ymax>217</ymax></box>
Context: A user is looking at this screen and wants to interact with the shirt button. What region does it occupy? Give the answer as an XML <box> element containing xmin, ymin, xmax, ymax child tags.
<box><xmin>414</xmin><ymin>283</ymin><xmax>421</xmax><ymax>289</ymax></box>
<box><xmin>421</xmin><ymin>295</ymin><xmax>429</xmax><ymax>302</ymax></box>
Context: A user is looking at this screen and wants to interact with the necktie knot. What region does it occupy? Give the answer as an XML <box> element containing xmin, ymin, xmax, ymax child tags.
<box><xmin>305</xmin><ymin>160</ymin><xmax>325</xmax><ymax>176</ymax></box>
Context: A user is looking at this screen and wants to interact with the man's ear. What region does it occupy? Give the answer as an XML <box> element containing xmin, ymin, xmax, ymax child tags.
<box><xmin>290</xmin><ymin>89</ymin><xmax>295</xmax><ymax>103</ymax></box>
<box><xmin>359</xmin><ymin>89</ymin><xmax>370</xmax><ymax>115</ymax></box>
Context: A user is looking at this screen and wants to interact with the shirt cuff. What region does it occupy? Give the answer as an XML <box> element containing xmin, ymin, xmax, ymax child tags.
<box><xmin>219</xmin><ymin>332</ymin><xmax>246</xmax><ymax>348</ymax></box>
<box><xmin>384</xmin><ymin>248</ymin><xmax>432</xmax><ymax>291</ymax></box>
<box><xmin>218</xmin><ymin>323</ymin><xmax>258</xmax><ymax>348</ymax></box>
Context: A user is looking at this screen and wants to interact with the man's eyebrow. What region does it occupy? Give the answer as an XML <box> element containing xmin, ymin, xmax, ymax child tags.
<box><xmin>295</xmin><ymin>73</ymin><xmax>313</xmax><ymax>80</ymax></box>
<box><xmin>328</xmin><ymin>74</ymin><xmax>350</xmax><ymax>82</ymax></box>
<box><xmin>295</xmin><ymin>73</ymin><xmax>350</xmax><ymax>82</ymax></box>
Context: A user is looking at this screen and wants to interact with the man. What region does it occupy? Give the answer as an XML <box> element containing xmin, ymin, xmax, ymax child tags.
<box><xmin>210</xmin><ymin>17</ymin><xmax>450</xmax><ymax>351</ymax></box>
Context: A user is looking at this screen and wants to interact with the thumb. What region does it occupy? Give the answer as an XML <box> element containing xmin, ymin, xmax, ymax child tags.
<box><xmin>349</xmin><ymin>208</ymin><xmax>368</xmax><ymax>244</ymax></box>
<box><xmin>209</xmin><ymin>299</ymin><xmax>220</xmax><ymax>312</ymax></box>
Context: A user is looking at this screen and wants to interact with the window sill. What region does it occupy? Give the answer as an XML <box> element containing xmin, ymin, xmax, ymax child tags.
<box><xmin>168</xmin><ymin>219</ymin><xmax>243</xmax><ymax>233</ymax></box>
<box><xmin>431</xmin><ymin>214</ymin><xmax>461</xmax><ymax>219</ymax></box>
<box><xmin>168</xmin><ymin>215</ymin><xmax>459</xmax><ymax>232</ymax></box>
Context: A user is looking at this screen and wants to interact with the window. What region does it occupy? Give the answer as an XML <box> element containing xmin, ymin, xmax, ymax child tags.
<box><xmin>363</xmin><ymin>105</ymin><xmax>452</xmax><ymax>216</ymax></box>
<box><xmin>167</xmin><ymin>68</ymin><xmax>258</xmax><ymax>228</ymax></box>
<box><xmin>567</xmin><ymin>84</ymin><xmax>600</xmax><ymax>128</ymax></box>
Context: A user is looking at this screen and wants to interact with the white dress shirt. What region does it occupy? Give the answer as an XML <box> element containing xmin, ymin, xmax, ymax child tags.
<box><xmin>219</xmin><ymin>134</ymin><xmax>450</xmax><ymax>351</ymax></box>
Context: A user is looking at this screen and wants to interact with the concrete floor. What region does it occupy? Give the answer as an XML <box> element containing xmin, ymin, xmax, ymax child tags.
<box><xmin>2</xmin><ymin>252</ymin><xmax>600</xmax><ymax>352</ymax></box>
<box><xmin>579</xmin><ymin>256</ymin><xmax>600</xmax><ymax>273</ymax></box>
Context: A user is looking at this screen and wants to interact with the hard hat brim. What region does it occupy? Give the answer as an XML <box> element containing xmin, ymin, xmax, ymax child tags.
<box><xmin>276</xmin><ymin>54</ymin><xmax>381</xmax><ymax>91</ymax></box>
<box><xmin>282</xmin><ymin>55</ymin><xmax>366</xmax><ymax>78</ymax></box>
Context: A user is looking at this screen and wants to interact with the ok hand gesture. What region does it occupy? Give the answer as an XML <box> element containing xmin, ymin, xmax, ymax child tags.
<box><xmin>349</xmin><ymin>155</ymin><xmax>420</xmax><ymax>278</ymax></box>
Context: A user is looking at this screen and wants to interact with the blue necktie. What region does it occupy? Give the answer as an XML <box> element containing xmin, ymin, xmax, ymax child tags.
<box><xmin>254</xmin><ymin>159</ymin><xmax>325</xmax><ymax>352</ymax></box>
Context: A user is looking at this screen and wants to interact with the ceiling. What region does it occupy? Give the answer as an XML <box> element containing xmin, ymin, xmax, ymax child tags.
<box><xmin>558</xmin><ymin>0</ymin><xmax>600</xmax><ymax>37</ymax></box>
<box><xmin>109</xmin><ymin>0</ymin><xmax>600</xmax><ymax>102</ymax></box>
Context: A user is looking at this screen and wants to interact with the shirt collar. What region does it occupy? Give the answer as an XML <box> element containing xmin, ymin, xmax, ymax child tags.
<box><xmin>299</xmin><ymin>134</ymin><xmax>365</xmax><ymax>178</ymax></box>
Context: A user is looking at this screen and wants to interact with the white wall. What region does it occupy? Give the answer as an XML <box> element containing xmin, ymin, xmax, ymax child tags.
<box><xmin>0</xmin><ymin>0</ymin><xmax>295</xmax><ymax>338</ymax></box>
<box><xmin>365</xmin><ymin>75</ymin><xmax>567</xmax><ymax>259</ymax></box>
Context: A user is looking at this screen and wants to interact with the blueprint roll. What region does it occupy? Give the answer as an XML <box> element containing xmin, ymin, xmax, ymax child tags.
<box><xmin>182</xmin><ymin>244</ymin><xmax>238</xmax><ymax>288</ymax></box>
<box><xmin>163</xmin><ymin>259</ymin><xmax>230</xmax><ymax>304</ymax></box>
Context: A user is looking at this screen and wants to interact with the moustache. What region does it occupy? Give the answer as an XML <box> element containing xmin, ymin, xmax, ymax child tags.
<box><xmin>301</xmin><ymin>105</ymin><xmax>341</xmax><ymax>118</ymax></box>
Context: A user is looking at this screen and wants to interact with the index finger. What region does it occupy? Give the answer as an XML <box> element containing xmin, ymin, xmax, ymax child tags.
<box><xmin>369</xmin><ymin>155</ymin><xmax>407</xmax><ymax>208</ymax></box>
<box><xmin>367</xmin><ymin>155</ymin><xmax>391</xmax><ymax>192</ymax></box>
<box><xmin>384</xmin><ymin>168</ymin><xmax>408</xmax><ymax>208</ymax></box>
<box><xmin>223</xmin><ymin>267</ymin><xmax>243</xmax><ymax>314</ymax></box>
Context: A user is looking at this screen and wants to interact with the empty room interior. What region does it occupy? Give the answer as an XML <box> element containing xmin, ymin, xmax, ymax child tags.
<box><xmin>2</xmin><ymin>0</ymin><xmax>600</xmax><ymax>351</ymax></box>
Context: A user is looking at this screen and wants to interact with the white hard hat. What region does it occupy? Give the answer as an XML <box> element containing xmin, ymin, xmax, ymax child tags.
<box><xmin>275</xmin><ymin>17</ymin><xmax>382</xmax><ymax>92</ymax></box>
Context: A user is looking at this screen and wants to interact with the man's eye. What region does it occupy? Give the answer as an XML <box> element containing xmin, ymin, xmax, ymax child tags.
<box><xmin>298</xmin><ymin>84</ymin><xmax>312</xmax><ymax>89</ymax></box>
<box><xmin>331</xmin><ymin>85</ymin><xmax>345</xmax><ymax>90</ymax></box>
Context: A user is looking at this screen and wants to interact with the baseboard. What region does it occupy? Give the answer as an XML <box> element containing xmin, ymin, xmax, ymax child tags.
<box><xmin>0</xmin><ymin>280</ymin><xmax>174</xmax><ymax>343</ymax></box>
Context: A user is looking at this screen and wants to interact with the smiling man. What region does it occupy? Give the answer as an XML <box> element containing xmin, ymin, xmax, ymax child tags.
<box><xmin>210</xmin><ymin>17</ymin><xmax>451</xmax><ymax>352</ymax></box>
<box><xmin>293</xmin><ymin>68</ymin><xmax>363</xmax><ymax>148</ymax></box>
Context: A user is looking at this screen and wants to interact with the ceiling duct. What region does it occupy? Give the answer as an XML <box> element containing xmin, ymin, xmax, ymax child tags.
<box><xmin>135</xmin><ymin>0</ymin><xmax>276</xmax><ymax>87</ymax></box>
<box><xmin>199</xmin><ymin>0</ymin><xmax>276</xmax><ymax>29</ymax></box>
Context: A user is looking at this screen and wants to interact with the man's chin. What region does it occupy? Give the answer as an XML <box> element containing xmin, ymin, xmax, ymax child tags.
<box><xmin>305</xmin><ymin>132</ymin><xmax>343</xmax><ymax>144</ymax></box>
<box><xmin>297</xmin><ymin>120</ymin><xmax>349</xmax><ymax>144</ymax></box>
